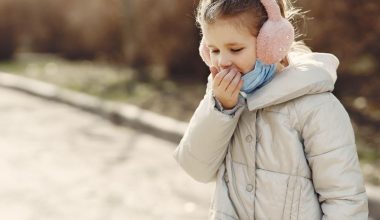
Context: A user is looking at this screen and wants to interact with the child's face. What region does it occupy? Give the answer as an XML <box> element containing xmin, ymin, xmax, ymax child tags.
<box><xmin>202</xmin><ymin>19</ymin><xmax>257</xmax><ymax>74</ymax></box>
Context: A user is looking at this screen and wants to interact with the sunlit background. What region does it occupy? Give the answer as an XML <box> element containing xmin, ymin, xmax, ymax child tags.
<box><xmin>0</xmin><ymin>0</ymin><xmax>379</xmax><ymax>219</ymax></box>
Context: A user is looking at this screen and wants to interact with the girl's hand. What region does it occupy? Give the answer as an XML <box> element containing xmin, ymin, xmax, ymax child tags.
<box><xmin>210</xmin><ymin>66</ymin><xmax>243</xmax><ymax>110</ymax></box>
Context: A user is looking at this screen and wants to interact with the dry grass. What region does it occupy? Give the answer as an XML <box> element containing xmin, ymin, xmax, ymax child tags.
<box><xmin>0</xmin><ymin>53</ymin><xmax>206</xmax><ymax>122</ymax></box>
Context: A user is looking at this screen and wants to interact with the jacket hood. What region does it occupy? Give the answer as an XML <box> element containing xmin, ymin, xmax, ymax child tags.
<box><xmin>246</xmin><ymin>52</ymin><xmax>339</xmax><ymax>111</ymax></box>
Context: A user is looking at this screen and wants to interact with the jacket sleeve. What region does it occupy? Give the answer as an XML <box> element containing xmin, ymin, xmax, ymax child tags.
<box><xmin>298</xmin><ymin>93</ymin><xmax>368</xmax><ymax>220</ymax></box>
<box><xmin>173</xmin><ymin>74</ymin><xmax>245</xmax><ymax>183</ymax></box>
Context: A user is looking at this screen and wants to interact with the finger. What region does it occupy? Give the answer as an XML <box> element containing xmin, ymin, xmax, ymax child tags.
<box><xmin>210</xmin><ymin>66</ymin><xmax>218</xmax><ymax>79</ymax></box>
<box><xmin>226</xmin><ymin>72</ymin><xmax>241</xmax><ymax>94</ymax></box>
<box><xmin>213</xmin><ymin>68</ymin><xmax>230</xmax><ymax>87</ymax></box>
<box><xmin>232</xmin><ymin>79</ymin><xmax>244</xmax><ymax>96</ymax></box>
<box><xmin>219</xmin><ymin>69</ymin><xmax>238</xmax><ymax>91</ymax></box>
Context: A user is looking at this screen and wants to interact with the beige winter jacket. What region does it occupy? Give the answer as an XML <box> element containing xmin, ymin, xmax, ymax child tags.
<box><xmin>173</xmin><ymin>53</ymin><xmax>368</xmax><ymax>220</ymax></box>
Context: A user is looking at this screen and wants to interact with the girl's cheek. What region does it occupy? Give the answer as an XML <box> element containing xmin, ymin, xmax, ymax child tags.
<box><xmin>210</xmin><ymin>58</ymin><xmax>219</xmax><ymax>71</ymax></box>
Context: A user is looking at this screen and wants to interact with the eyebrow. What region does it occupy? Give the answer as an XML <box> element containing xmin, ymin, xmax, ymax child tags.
<box><xmin>207</xmin><ymin>43</ymin><xmax>243</xmax><ymax>47</ymax></box>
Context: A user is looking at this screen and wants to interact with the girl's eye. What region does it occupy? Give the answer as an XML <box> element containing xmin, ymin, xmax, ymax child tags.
<box><xmin>231</xmin><ymin>48</ymin><xmax>243</xmax><ymax>53</ymax></box>
<box><xmin>211</xmin><ymin>49</ymin><xmax>219</xmax><ymax>54</ymax></box>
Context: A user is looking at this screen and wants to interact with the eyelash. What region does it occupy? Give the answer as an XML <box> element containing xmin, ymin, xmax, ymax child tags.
<box><xmin>231</xmin><ymin>48</ymin><xmax>243</xmax><ymax>53</ymax></box>
<box><xmin>211</xmin><ymin>48</ymin><xmax>243</xmax><ymax>54</ymax></box>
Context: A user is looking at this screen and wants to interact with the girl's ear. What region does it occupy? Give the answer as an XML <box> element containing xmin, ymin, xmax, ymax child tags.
<box><xmin>199</xmin><ymin>38</ymin><xmax>212</xmax><ymax>67</ymax></box>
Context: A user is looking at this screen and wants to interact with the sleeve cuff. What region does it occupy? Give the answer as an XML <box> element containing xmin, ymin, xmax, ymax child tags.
<box><xmin>213</xmin><ymin>94</ymin><xmax>245</xmax><ymax>116</ymax></box>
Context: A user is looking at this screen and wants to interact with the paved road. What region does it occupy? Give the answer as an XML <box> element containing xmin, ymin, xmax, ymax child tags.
<box><xmin>0</xmin><ymin>87</ymin><xmax>213</xmax><ymax>220</ymax></box>
<box><xmin>0</xmin><ymin>87</ymin><xmax>379</xmax><ymax>220</ymax></box>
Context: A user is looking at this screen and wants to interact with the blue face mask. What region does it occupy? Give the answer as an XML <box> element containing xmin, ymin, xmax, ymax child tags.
<box><xmin>240</xmin><ymin>59</ymin><xmax>277</xmax><ymax>94</ymax></box>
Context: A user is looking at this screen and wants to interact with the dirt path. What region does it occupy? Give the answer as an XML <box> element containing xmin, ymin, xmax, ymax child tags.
<box><xmin>0</xmin><ymin>87</ymin><xmax>213</xmax><ymax>220</ymax></box>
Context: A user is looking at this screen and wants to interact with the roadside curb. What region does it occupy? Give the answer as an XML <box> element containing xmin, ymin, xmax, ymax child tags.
<box><xmin>0</xmin><ymin>72</ymin><xmax>188</xmax><ymax>143</ymax></box>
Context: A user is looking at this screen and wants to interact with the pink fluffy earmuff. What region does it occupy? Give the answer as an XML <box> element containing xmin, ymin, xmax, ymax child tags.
<box><xmin>199</xmin><ymin>0</ymin><xmax>295</xmax><ymax>66</ymax></box>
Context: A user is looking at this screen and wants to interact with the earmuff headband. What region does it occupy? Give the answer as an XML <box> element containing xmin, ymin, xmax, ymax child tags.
<box><xmin>199</xmin><ymin>0</ymin><xmax>295</xmax><ymax>66</ymax></box>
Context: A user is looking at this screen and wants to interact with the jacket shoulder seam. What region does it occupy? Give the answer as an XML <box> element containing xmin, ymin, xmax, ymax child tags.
<box><xmin>293</xmin><ymin>92</ymin><xmax>336</xmax><ymax>130</ymax></box>
<box><xmin>294</xmin><ymin>92</ymin><xmax>334</xmax><ymax>114</ymax></box>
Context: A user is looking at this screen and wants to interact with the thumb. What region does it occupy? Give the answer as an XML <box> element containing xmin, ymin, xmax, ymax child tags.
<box><xmin>210</xmin><ymin>66</ymin><xmax>218</xmax><ymax>79</ymax></box>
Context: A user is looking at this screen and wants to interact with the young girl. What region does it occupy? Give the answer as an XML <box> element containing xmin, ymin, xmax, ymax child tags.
<box><xmin>173</xmin><ymin>0</ymin><xmax>368</xmax><ymax>219</ymax></box>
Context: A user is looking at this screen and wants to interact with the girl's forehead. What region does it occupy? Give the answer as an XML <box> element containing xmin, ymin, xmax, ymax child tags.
<box><xmin>203</xmin><ymin>17</ymin><xmax>244</xmax><ymax>31</ymax></box>
<box><xmin>202</xmin><ymin>19</ymin><xmax>255</xmax><ymax>45</ymax></box>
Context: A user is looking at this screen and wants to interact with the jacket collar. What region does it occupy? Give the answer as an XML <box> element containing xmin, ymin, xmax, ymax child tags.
<box><xmin>245</xmin><ymin>53</ymin><xmax>339</xmax><ymax>111</ymax></box>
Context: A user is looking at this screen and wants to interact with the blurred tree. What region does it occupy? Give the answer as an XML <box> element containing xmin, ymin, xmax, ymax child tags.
<box><xmin>1</xmin><ymin>0</ymin><xmax>379</xmax><ymax>84</ymax></box>
<box><xmin>24</xmin><ymin>0</ymin><xmax>66</xmax><ymax>53</ymax></box>
<box><xmin>0</xmin><ymin>0</ymin><xmax>124</xmax><ymax>61</ymax></box>
<box><xmin>0</xmin><ymin>22</ymin><xmax>17</xmax><ymax>60</ymax></box>
<box><xmin>122</xmin><ymin>0</ymin><xmax>207</xmax><ymax>82</ymax></box>
<box><xmin>60</xmin><ymin>0</ymin><xmax>124</xmax><ymax>60</ymax></box>
<box><xmin>298</xmin><ymin>0</ymin><xmax>379</xmax><ymax>77</ymax></box>
<box><xmin>0</xmin><ymin>0</ymin><xmax>19</xmax><ymax>60</ymax></box>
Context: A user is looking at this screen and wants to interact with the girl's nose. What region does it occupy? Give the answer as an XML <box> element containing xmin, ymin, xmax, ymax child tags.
<box><xmin>218</xmin><ymin>54</ymin><xmax>233</xmax><ymax>69</ymax></box>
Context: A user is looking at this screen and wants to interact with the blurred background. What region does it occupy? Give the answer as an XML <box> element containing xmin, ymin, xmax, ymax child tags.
<box><xmin>0</xmin><ymin>0</ymin><xmax>379</xmax><ymax>219</ymax></box>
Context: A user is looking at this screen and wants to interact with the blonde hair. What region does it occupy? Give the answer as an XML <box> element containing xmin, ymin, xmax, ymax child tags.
<box><xmin>196</xmin><ymin>0</ymin><xmax>311</xmax><ymax>62</ymax></box>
